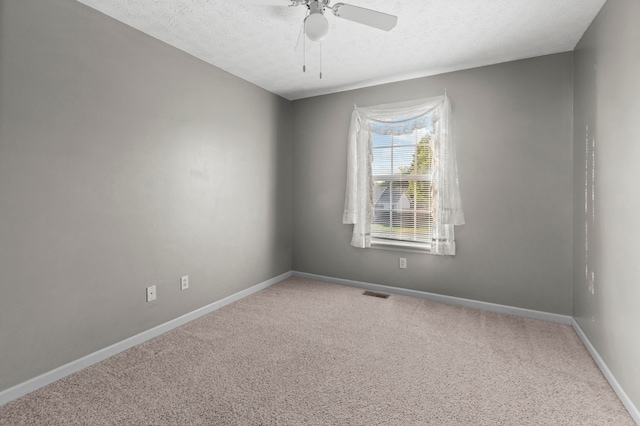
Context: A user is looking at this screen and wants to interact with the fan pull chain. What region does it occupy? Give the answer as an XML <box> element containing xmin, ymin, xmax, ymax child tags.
<box><xmin>303</xmin><ymin>23</ymin><xmax>306</xmax><ymax>72</ymax></box>
<box><xmin>319</xmin><ymin>42</ymin><xmax>322</xmax><ymax>79</ymax></box>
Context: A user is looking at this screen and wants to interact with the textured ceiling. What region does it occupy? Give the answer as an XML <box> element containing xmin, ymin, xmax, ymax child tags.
<box><xmin>75</xmin><ymin>0</ymin><xmax>605</xmax><ymax>100</ymax></box>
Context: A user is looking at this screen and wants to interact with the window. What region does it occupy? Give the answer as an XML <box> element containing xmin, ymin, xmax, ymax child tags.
<box><xmin>343</xmin><ymin>95</ymin><xmax>464</xmax><ymax>255</ymax></box>
<box><xmin>371</xmin><ymin>128</ymin><xmax>434</xmax><ymax>247</ymax></box>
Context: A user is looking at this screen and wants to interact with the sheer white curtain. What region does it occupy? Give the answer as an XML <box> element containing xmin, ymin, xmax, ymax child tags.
<box><xmin>342</xmin><ymin>95</ymin><xmax>464</xmax><ymax>255</ymax></box>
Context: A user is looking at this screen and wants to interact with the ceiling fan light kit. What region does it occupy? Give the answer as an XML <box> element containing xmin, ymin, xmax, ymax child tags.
<box><xmin>304</xmin><ymin>13</ymin><xmax>329</xmax><ymax>42</ymax></box>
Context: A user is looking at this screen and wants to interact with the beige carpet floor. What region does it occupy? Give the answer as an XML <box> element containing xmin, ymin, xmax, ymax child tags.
<box><xmin>0</xmin><ymin>277</ymin><xmax>634</xmax><ymax>425</ymax></box>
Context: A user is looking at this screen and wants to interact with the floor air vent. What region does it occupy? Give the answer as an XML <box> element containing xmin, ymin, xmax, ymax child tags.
<box><xmin>362</xmin><ymin>290</ymin><xmax>390</xmax><ymax>299</ymax></box>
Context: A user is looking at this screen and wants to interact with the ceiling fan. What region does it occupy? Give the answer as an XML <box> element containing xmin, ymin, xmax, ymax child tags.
<box><xmin>242</xmin><ymin>0</ymin><xmax>398</xmax><ymax>42</ymax></box>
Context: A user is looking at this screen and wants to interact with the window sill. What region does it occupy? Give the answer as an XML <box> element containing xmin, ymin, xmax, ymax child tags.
<box><xmin>371</xmin><ymin>238</ymin><xmax>432</xmax><ymax>254</ymax></box>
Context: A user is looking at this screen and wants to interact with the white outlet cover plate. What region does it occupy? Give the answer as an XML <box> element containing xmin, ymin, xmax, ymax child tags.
<box><xmin>181</xmin><ymin>275</ymin><xmax>189</xmax><ymax>290</ymax></box>
<box><xmin>146</xmin><ymin>285</ymin><xmax>157</xmax><ymax>302</ymax></box>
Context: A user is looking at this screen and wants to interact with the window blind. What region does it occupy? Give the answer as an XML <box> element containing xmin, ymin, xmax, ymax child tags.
<box><xmin>371</xmin><ymin>127</ymin><xmax>434</xmax><ymax>244</ymax></box>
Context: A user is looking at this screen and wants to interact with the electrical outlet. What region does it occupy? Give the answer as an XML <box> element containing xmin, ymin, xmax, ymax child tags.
<box><xmin>181</xmin><ymin>275</ymin><xmax>189</xmax><ymax>291</ymax></box>
<box><xmin>146</xmin><ymin>285</ymin><xmax>157</xmax><ymax>302</ymax></box>
<box><xmin>399</xmin><ymin>258</ymin><xmax>407</xmax><ymax>269</ymax></box>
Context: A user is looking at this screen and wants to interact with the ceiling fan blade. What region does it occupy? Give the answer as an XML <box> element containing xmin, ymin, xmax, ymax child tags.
<box><xmin>232</xmin><ymin>0</ymin><xmax>293</xmax><ymax>5</ymax></box>
<box><xmin>332</xmin><ymin>3</ymin><xmax>397</xmax><ymax>31</ymax></box>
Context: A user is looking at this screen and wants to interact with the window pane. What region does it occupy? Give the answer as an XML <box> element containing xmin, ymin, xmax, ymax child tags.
<box><xmin>371</xmin><ymin>127</ymin><xmax>434</xmax><ymax>246</ymax></box>
<box><xmin>372</xmin><ymin>145</ymin><xmax>423</xmax><ymax>175</ymax></box>
<box><xmin>372</xmin><ymin>147</ymin><xmax>393</xmax><ymax>175</ymax></box>
<box><xmin>373</xmin><ymin>133</ymin><xmax>392</xmax><ymax>148</ymax></box>
<box><xmin>393</xmin><ymin>146</ymin><xmax>416</xmax><ymax>174</ymax></box>
<box><xmin>393</xmin><ymin>133</ymin><xmax>417</xmax><ymax>146</ymax></box>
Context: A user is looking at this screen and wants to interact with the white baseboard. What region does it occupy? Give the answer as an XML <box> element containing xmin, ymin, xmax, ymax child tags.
<box><xmin>0</xmin><ymin>271</ymin><xmax>292</xmax><ymax>406</ymax></box>
<box><xmin>292</xmin><ymin>271</ymin><xmax>573</xmax><ymax>325</ymax></box>
<box><xmin>572</xmin><ymin>319</ymin><xmax>640</xmax><ymax>425</ymax></box>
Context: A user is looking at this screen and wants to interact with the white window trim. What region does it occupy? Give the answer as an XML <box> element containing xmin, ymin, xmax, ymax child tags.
<box><xmin>371</xmin><ymin>238</ymin><xmax>432</xmax><ymax>254</ymax></box>
<box><xmin>371</xmin><ymin>134</ymin><xmax>434</xmax><ymax>248</ymax></box>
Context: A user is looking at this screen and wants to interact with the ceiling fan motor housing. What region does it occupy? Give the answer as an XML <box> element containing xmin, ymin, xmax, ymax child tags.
<box><xmin>307</xmin><ymin>0</ymin><xmax>328</xmax><ymax>14</ymax></box>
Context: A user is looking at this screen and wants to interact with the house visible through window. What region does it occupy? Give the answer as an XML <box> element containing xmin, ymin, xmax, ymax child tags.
<box><xmin>371</xmin><ymin>128</ymin><xmax>434</xmax><ymax>246</ymax></box>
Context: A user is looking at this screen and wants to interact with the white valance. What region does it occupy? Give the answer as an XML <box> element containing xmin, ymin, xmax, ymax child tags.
<box><xmin>357</xmin><ymin>97</ymin><xmax>444</xmax><ymax>135</ymax></box>
<box><xmin>343</xmin><ymin>94</ymin><xmax>465</xmax><ymax>255</ymax></box>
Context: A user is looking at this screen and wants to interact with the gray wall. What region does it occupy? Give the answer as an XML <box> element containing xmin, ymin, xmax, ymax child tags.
<box><xmin>573</xmin><ymin>0</ymin><xmax>640</xmax><ymax>410</ymax></box>
<box><xmin>292</xmin><ymin>54</ymin><xmax>574</xmax><ymax>315</ymax></box>
<box><xmin>0</xmin><ymin>0</ymin><xmax>292</xmax><ymax>392</ymax></box>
